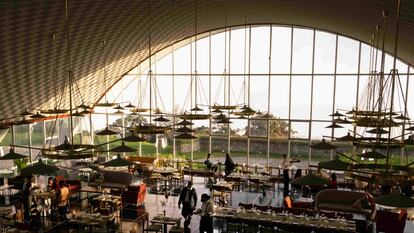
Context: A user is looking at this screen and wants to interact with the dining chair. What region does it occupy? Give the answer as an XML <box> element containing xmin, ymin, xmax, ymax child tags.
<box><xmin>144</xmin><ymin>224</ymin><xmax>163</xmax><ymax>233</ymax></box>
<box><xmin>169</xmin><ymin>226</ymin><xmax>184</xmax><ymax>233</ymax></box>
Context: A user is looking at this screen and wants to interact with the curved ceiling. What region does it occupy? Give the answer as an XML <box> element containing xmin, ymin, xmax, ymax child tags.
<box><xmin>0</xmin><ymin>0</ymin><xmax>413</xmax><ymax>120</ymax></box>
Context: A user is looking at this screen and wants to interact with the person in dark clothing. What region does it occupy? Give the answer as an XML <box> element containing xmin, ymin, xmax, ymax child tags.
<box><xmin>401</xmin><ymin>177</ymin><xmax>413</xmax><ymax>197</ymax></box>
<box><xmin>204</xmin><ymin>153</ymin><xmax>218</xmax><ymax>172</ymax></box>
<box><xmin>281</xmin><ymin>154</ymin><xmax>291</xmax><ymax>196</ymax></box>
<box><xmin>178</xmin><ymin>181</ymin><xmax>197</xmax><ymax>232</ymax></box>
<box><xmin>224</xmin><ymin>153</ymin><xmax>235</xmax><ymax>176</ymax></box>
<box><xmin>22</xmin><ymin>181</ymin><xmax>33</xmax><ymax>222</ymax></box>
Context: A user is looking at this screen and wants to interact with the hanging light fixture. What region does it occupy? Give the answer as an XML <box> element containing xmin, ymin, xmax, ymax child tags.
<box><xmin>109</xmin><ymin>141</ymin><xmax>136</xmax><ymax>153</ymax></box>
<box><xmin>125</xmin><ymin>102</ymin><xmax>136</xmax><ymax>108</ymax></box>
<box><xmin>30</xmin><ymin>111</ymin><xmax>47</xmax><ymax>119</ymax></box>
<box><xmin>123</xmin><ymin>130</ymin><xmax>146</xmax><ymax>142</ymax></box>
<box><xmin>174</xmin><ymin>132</ymin><xmax>197</xmax><ymax>140</ymax></box>
<box><xmin>178</xmin><ymin>0</ymin><xmax>210</xmax><ymax>123</ymax></box>
<box><xmin>19</xmin><ymin>109</ymin><xmax>34</xmax><ymax>117</ymax></box>
<box><xmin>96</xmin><ymin>40</ymin><xmax>122</xmax><ymax>136</ymax></box>
<box><xmin>176</xmin><ymin>119</ymin><xmax>194</xmax><ymax>126</ymax></box>
<box><xmin>133</xmin><ymin>0</ymin><xmax>171</xmax><ymax>135</ymax></box>
<box><xmin>310</xmin><ymin>138</ymin><xmax>337</xmax><ymax>150</ymax></box>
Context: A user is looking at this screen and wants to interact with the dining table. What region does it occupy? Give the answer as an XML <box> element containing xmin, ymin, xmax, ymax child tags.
<box><xmin>92</xmin><ymin>194</ymin><xmax>122</xmax><ymax>214</ymax></box>
<box><xmin>153</xmin><ymin>167</ymin><xmax>178</xmax><ymax>192</ymax></box>
<box><xmin>150</xmin><ymin>212</ymin><xmax>181</xmax><ymax>233</ymax></box>
<box><xmin>213</xmin><ymin>207</ymin><xmax>356</xmax><ymax>233</ymax></box>
<box><xmin>68</xmin><ymin>210</ymin><xmax>114</xmax><ymax>232</ymax></box>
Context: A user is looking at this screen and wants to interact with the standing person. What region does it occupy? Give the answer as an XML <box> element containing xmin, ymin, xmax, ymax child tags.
<box><xmin>195</xmin><ymin>194</ymin><xmax>214</xmax><ymax>233</ymax></box>
<box><xmin>58</xmin><ymin>181</ymin><xmax>69</xmax><ymax>219</ymax></box>
<box><xmin>178</xmin><ymin>181</ymin><xmax>197</xmax><ymax>233</ymax></box>
<box><xmin>224</xmin><ymin>153</ymin><xmax>235</xmax><ymax>177</ymax></box>
<box><xmin>22</xmin><ymin>181</ymin><xmax>33</xmax><ymax>222</ymax></box>
<box><xmin>281</xmin><ymin>154</ymin><xmax>291</xmax><ymax>195</ymax></box>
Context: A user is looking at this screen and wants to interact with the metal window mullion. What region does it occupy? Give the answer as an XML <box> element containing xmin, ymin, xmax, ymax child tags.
<box><xmin>352</xmin><ymin>42</ymin><xmax>362</xmax><ymax>161</ymax></box>
<box><xmin>172</xmin><ymin>44</ymin><xmax>176</xmax><ymax>160</ymax></box>
<box><xmin>401</xmin><ymin>66</ymin><xmax>410</xmax><ymax>164</ymax></box>
<box><xmin>308</xmin><ymin>29</ymin><xmax>316</xmax><ymax>165</ymax></box>
<box><xmin>330</xmin><ymin>35</ymin><xmax>339</xmax><ymax>160</ymax></box>
<box><xmin>154</xmin><ymin>52</ymin><xmax>159</xmax><ymax>160</ymax></box>
<box><xmin>266</xmin><ymin>26</ymin><xmax>272</xmax><ymax>168</ymax></box>
<box><xmin>28</xmin><ymin>124</ymin><xmax>32</xmax><ymax>162</ymax></box>
<box><xmin>190</xmin><ymin>36</ymin><xmax>194</xmax><ymax>161</ymax></box>
<box><xmin>138</xmin><ymin>62</ymin><xmax>142</xmax><ymax>157</ymax></box>
<box><xmin>90</xmin><ymin>113</ymin><xmax>94</xmax><ymax>148</ymax></box>
<box><xmin>208</xmin><ymin>32</ymin><xmax>212</xmax><ymax>154</ymax></box>
<box><xmin>288</xmin><ymin>26</ymin><xmax>294</xmax><ymax>158</ymax></box>
<box><xmin>43</xmin><ymin>121</ymin><xmax>47</xmax><ymax>145</ymax></box>
<box><xmin>227</xmin><ymin>28</ymin><xmax>231</xmax><ymax>154</ymax></box>
<box><xmin>247</xmin><ymin>25</ymin><xmax>252</xmax><ymax>166</ymax></box>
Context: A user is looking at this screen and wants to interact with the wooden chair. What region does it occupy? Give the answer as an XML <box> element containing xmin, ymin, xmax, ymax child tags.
<box><xmin>336</xmin><ymin>212</ymin><xmax>353</xmax><ymax>220</ymax></box>
<box><xmin>144</xmin><ymin>224</ymin><xmax>163</xmax><ymax>232</ymax></box>
<box><xmin>169</xmin><ymin>226</ymin><xmax>184</xmax><ymax>233</ymax></box>
<box><xmin>271</xmin><ymin>206</ymin><xmax>284</xmax><ymax>213</ymax></box>
<box><xmin>239</xmin><ymin>202</ymin><xmax>253</xmax><ymax>210</ymax></box>
<box><xmin>319</xmin><ymin>211</ymin><xmax>336</xmax><ymax>219</ymax></box>
<box><xmin>375</xmin><ymin>210</ymin><xmax>407</xmax><ymax>233</ymax></box>
<box><xmin>254</xmin><ymin>204</ymin><xmax>271</xmax><ymax>212</ymax></box>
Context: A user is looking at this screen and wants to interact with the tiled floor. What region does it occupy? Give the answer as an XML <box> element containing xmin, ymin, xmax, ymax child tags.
<box><xmin>27</xmin><ymin>175</ymin><xmax>414</xmax><ymax>233</ymax></box>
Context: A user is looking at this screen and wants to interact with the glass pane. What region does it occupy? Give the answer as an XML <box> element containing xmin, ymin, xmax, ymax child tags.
<box><xmin>31</xmin><ymin>122</ymin><xmax>44</xmax><ymax>147</ymax></box>
<box><xmin>174</xmin><ymin>75</ymin><xmax>191</xmax><ymax>113</ymax></box>
<box><xmin>15</xmin><ymin>125</ymin><xmax>29</xmax><ymax>146</ymax></box>
<box><xmin>211</xmin><ymin>122</ymin><xmax>228</xmax><ymax>136</ymax></box>
<box><xmin>249</xmin><ymin>138</ymin><xmax>267</xmax><ymax>169</ymax></box>
<box><xmin>269</xmin><ymin>119</ymin><xmax>289</xmax><ymax>139</ymax></box>
<box><xmin>359</xmin><ymin>43</ymin><xmax>370</xmax><ymax>74</ymax></box>
<box><xmin>292</xmin><ymin>28</ymin><xmax>313</xmax><ymax>74</ymax></box>
<box><xmin>229</xmin><ymin>28</ymin><xmax>247</xmax><ymax>74</ymax></box>
<box><xmin>407</xmin><ymin>70</ymin><xmax>414</xmax><ymax>118</ymax></box>
<box><xmin>230</xmin><ymin>118</ymin><xmax>247</xmax><ymax>138</ymax></box>
<box><xmin>249</xmin><ymin>76</ymin><xmax>268</xmax><ymax>112</ymax></box>
<box><xmin>290</xmin><ymin>121</ymin><xmax>309</xmax><ymax>139</ymax></box>
<box><xmin>271</xmin><ymin>26</ymin><xmax>292</xmax><ymax>74</ymax></box>
<box><xmin>210</xmin><ymin>32</ymin><xmax>225</xmax><ymax>74</ymax></box>
<box><xmin>311</xmin><ymin>121</ymin><xmax>331</xmax><ymax>140</ymax></box>
<box><xmin>250</xmin><ymin>26</ymin><xmax>270</xmax><ymax>74</ymax></box>
<box><xmin>195</xmin><ymin>36</ymin><xmax>210</xmax><ymax>74</ymax></box>
<box><xmin>335</xmin><ymin>75</ymin><xmax>357</xmax><ymax>111</ymax></box>
<box><xmin>291</xmin><ymin>76</ymin><xmax>311</xmax><ymax>119</ymax></box>
<box><xmin>337</xmin><ymin>36</ymin><xmax>359</xmax><ymax>73</ymax></box>
<box><xmin>249</xmin><ymin>119</ymin><xmax>268</xmax><ymax>138</ymax></box>
<box><xmin>312</xmin><ymin>76</ymin><xmax>334</xmax><ymax>120</ymax></box>
<box><xmin>270</xmin><ymin>76</ymin><xmax>289</xmax><ymax>119</ymax></box>
<box><xmin>156</xmin><ymin>76</ymin><xmax>173</xmax><ymax>113</ymax></box>
<box><xmin>0</xmin><ymin>129</ymin><xmax>13</xmax><ymax>169</ymax></box>
<box><xmin>173</xmin><ymin>44</ymin><xmax>191</xmax><ymax>74</ymax></box>
<box><xmin>314</xmin><ymin>31</ymin><xmax>336</xmax><ymax>74</ymax></box>
<box><xmin>155</xmin><ymin>52</ymin><xmax>172</xmax><ymax>74</ymax></box>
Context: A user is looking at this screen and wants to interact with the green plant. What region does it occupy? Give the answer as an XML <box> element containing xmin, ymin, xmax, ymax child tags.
<box><xmin>14</xmin><ymin>159</ymin><xmax>28</xmax><ymax>171</ymax></box>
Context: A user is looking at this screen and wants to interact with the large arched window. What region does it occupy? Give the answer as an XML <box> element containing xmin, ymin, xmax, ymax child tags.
<box><xmin>92</xmin><ymin>25</ymin><xmax>414</xmax><ymax>168</ymax></box>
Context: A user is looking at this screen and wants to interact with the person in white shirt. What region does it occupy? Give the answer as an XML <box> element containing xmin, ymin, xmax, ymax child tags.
<box><xmin>195</xmin><ymin>193</ymin><xmax>214</xmax><ymax>233</ymax></box>
<box><xmin>281</xmin><ymin>154</ymin><xmax>291</xmax><ymax>195</ymax></box>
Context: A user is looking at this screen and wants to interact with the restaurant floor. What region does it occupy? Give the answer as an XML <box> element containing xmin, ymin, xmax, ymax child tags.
<box><xmin>41</xmin><ymin>176</ymin><xmax>414</xmax><ymax>233</ymax></box>
<box><xmin>120</xmin><ymin>176</ymin><xmax>414</xmax><ymax>233</ymax></box>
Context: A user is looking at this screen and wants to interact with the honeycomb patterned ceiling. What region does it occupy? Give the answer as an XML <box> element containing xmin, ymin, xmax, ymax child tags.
<box><xmin>1</xmin><ymin>0</ymin><xmax>413</xmax><ymax>120</ymax></box>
